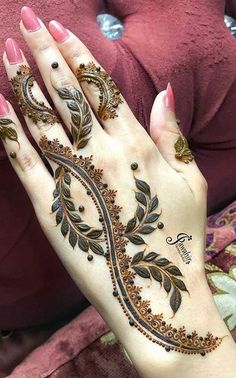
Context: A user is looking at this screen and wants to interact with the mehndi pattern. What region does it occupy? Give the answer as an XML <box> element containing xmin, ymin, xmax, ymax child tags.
<box><xmin>11</xmin><ymin>65</ymin><xmax>58</xmax><ymax>125</ymax></box>
<box><xmin>175</xmin><ymin>135</ymin><xmax>194</xmax><ymax>164</ymax></box>
<box><xmin>57</xmin><ymin>87</ymin><xmax>92</xmax><ymax>149</ymax></box>
<box><xmin>39</xmin><ymin>136</ymin><xmax>222</xmax><ymax>356</ymax></box>
<box><xmin>76</xmin><ymin>62</ymin><xmax>123</xmax><ymax>120</ymax></box>
<box><xmin>0</xmin><ymin>118</ymin><xmax>18</xmax><ymax>144</ymax></box>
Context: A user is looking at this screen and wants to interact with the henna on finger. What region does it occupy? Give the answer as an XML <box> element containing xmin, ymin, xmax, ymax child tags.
<box><xmin>50</xmin><ymin>62</ymin><xmax>93</xmax><ymax>149</ymax></box>
<box><xmin>11</xmin><ymin>65</ymin><xmax>58</xmax><ymax>125</ymax></box>
<box><xmin>174</xmin><ymin>121</ymin><xmax>194</xmax><ymax>164</ymax></box>
<box><xmin>40</xmin><ymin>135</ymin><xmax>223</xmax><ymax>356</ymax></box>
<box><xmin>76</xmin><ymin>62</ymin><xmax>123</xmax><ymax>120</ymax></box>
<box><xmin>0</xmin><ymin>118</ymin><xmax>20</xmax><ymax>158</ymax></box>
<box><xmin>57</xmin><ymin>87</ymin><xmax>92</xmax><ymax>149</ymax></box>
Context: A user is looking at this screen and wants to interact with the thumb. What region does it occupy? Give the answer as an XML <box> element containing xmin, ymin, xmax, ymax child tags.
<box><xmin>150</xmin><ymin>83</ymin><xmax>207</xmax><ymax>196</ymax></box>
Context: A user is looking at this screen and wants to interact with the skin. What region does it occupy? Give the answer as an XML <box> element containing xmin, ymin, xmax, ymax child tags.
<box><xmin>1</xmin><ymin>10</ymin><xmax>236</xmax><ymax>378</ymax></box>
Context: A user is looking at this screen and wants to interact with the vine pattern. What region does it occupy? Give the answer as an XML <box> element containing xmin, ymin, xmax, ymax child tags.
<box><xmin>39</xmin><ymin>136</ymin><xmax>223</xmax><ymax>356</ymax></box>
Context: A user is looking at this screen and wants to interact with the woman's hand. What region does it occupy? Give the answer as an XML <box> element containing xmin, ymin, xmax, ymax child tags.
<box><xmin>1</xmin><ymin>7</ymin><xmax>235</xmax><ymax>378</ymax></box>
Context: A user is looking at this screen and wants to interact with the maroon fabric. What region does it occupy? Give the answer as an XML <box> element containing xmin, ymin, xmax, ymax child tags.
<box><xmin>0</xmin><ymin>0</ymin><xmax>236</xmax><ymax>330</ymax></box>
<box><xmin>226</xmin><ymin>0</ymin><xmax>236</xmax><ymax>18</ymax></box>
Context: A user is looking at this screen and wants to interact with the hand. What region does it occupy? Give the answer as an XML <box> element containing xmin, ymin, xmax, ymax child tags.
<box><xmin>1</xmin><ymin>7</ymin><xmax>235</xmax><ymax>378</ymax></box>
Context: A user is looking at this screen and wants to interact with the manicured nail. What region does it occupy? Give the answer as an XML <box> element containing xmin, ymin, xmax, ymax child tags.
<box><xmin>49</xmin><ymin>20</ymin><xmax>69</xmax><ymax>42</ymax></box>
<box><xmin>165</xmin><ymin>83</ymin><xmax>175</xmax><ymax>113</ymax></box>
<box><xmin>5</xmin><ymin>38</ymin><xmax>23</xmax><ymax>65</ymax></box>
<box><xmin>0</xmin><ymin>94</ymin><xmax>10</xmax><ymax>116</ymax></box>
<box><xmin>21</xmin><ymin>6</ymin><xmax>41</xmax><ymax>32</ymax></box>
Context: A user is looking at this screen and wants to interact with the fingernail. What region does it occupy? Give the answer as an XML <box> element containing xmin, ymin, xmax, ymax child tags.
<box><xmin>49</xmin><ymin>20</ymin><xmax>69</xmax><ymax>43</ymax></box>
<box><xmin>5</xmin><ymin>38</ymin><xmax>23</xmax><ymax>65</ymax></box>
<box><xmin>165</xmin><ymin>83</ymin><xmax>175</xmax><ymax>113</ymax></box>
<box><xmin>21</xmin><ymin>6</ymin><xmax>41</xmax><ymax>32</ymax></box>
<box><xmin>0</xmin><ymin>94</ymin><xmax>10</xmax><ymax>116</ymax></box>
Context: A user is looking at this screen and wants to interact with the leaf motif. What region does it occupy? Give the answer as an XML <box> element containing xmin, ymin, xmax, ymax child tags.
<box><xmin>128</xmin><ymin>235</ymin><xmax>145</xmax><ymax>245</ymax></box>
<box><xmin>71</xmin><ymin>124</ymin><xmax>78</xmax><ymax>143</ymax></box>
<box><xmin>80</xmin><ymin>125</ymin><xmax>92</xmax><ymax>138</ymax></box>
<box><xmin>155</xmin><ymin>258</ymin><xmax>170</xmax><ymax>267</ymax></box>
<box><xmin>136</xmin><ymin>205</ymin><xmax>145</xmax><ymax>222</ymax></box>
<box><xmin>125</xmin><ymin>217</ymin><xmax>137</xmax><ymax>233</ymax></box>
<box><xmin>68</xmin><ymin>212</ymin><xmax>82</xmax><ymax>223</ymax></box>
<box><xmin>163</xmin><ymin>275</ymin><xmax>171</xmax><ymax>293</ymax></box>
<box><xmin>133</xmin><ymin>266</ymin><xmax>150</xmax><ymax>278</ymax></box>
<box><xmin>74</xmin><ymin>88</ymin><xmax>83</xmax><ymax>102</ymax></box>
<box><xmin>89</xmin><ymin>241</ymin><xmax>104</xmax><ymax>255</ymax></box>
<box><xmin>145</xmin><ymin>213</ymin><xmax>159</xmax><ymax>223</ymax></box>
<box><xmin>135</xmin><ymin>192</ymin><xmax>147</xmax><ymax>206</ymax></box>
<box><xmin>61</xmin><ymin>218</ymin><xmax>69</xmax><ymax>237</ymax></box>
<box><xmin>135</xmin><ymin>178</ymin><xmax>151</xmax><ymax>198</ymax></box>
<box><xmin>53</xmin><ymin>188</ymin><xmax>59</xmax><ymax>199</ymax></box>
<box><xmin>64</xmin><ymin>199</ymin><xmax>75</xmax><ymax>211</ymax></box>
<box><xmin>149</xmin><ymin>195</ymin><xmax>159</xmax><ymax>213</ymax></box>
<box><xmin>57</xmin><ymin>88</ymin><xmax>71</xmax><ymax>100</ymax></box>
<box><xmin>64</xmin><ymin>173</ymin><xmax>71</xmax><ymax>185</ymax></box>
<box><xmin>139</xmin><ymin>225</ymin><xmax>155</xmax><ymax>234</ymax></box>
<box><xmin>52</xmin><ymin>198</ymin><xmax>60</xmax><ymax>212</ymax></box>
<box><xmin>172</xmin><ymin>277</ymin><xmax>188</xmax><ymax>292</ymax></box>
<box><xmin>0</xmin><ymin>126</ymin><xmax>18</xmax><ymax>141</ymax></box>
<box><xmin>165</xmin><ymin>266</ymin><xmax>183</xmax><ymax>277</ymax></box>
<box><xmin>170</xmin><ymin>287</ymin><xmax>182</xmax><ymax>314</ymax></box>
<box><xmin>131</xmin><ymin>251</ymin><xmax>144</xmax><ymax>265</ymax></box>
<box><xmin>56</xmin><ymin>208</ymin><xmax>63</xmax><ymax>225</ymax></box>
<box><xmin>143</xmin><ymin>252</ymin><xmax>159</xmax><ymax>262</ymax></box>
<box><xmin>68</xmin><ymin>101</ymin><xmax>79</xmax><ymax>112</ymax></box>
<box><xmin>87</xmin><ymin>229</ymin><xmax>103</xmax><ymax>239</ymax></box>
<box><xmin>77</xmin><ymin>138</ymin><xmax>90</xmax><ymax>149</ymax></box>
<box><xmin>71</xmin><ymin>112</ymin><xmax>81</xmax><ymax>127</ymax></box>
<box><xmin>55</xmin><ymin>167</ymin><xmax>61</xmax><ymax>179</ymax></box>
<box><xmin>150</xmin><ymin>266</ymin><xmax>162</xmax><ymax>283</ymax></box>
<box><xmin>0</xmin><ymin>118</ymin><xmax>14</xmax><ymax>126</ymax></box>
<box><xmin>78</xmin><ymin>236</ymin><xmax>89</xmax><ymax>252</ymax></box>
<box><xmin>78</xmin><ymin>224</ymin><xmax>91</xmax><ymax>232</ymax></box>
<box><xmin>62</xmin><ymin>182</ymin><xmax>71</xmax><ymax>198</ymax></box>
<box><xmin>69</xmin><ymin>228</ymin><xmax>77</xmax><ymax>248</ymax></box>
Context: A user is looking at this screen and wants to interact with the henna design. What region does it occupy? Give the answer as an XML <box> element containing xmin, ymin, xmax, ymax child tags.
<box><xmin>10</xmin><ymin>151</ymin><xmax>17</xmax><ymax>159</ymax></box>
<box><xmin>52</xmin><ymin>165</ymin><xmax>105</xmax><ymax>255</ymax></box>
<box><xmin>131</xmin><ymin>251</ymin><xmax>188</xmax><ymax>314</ymax></box>
<box><xmin>11</xmin><ymin>65</ymin><xmax>58</xmax><ymax>125</ymax></box>
<box><xmin>175</xmin><ymin>135</ymin><xmax>194</xmax><ymax>164</ymax></box>
<box><xmin>40</xmin><ymin>137</ymin><xmax>223</xmax><ymax>355</ymax></box>
<box><xmin>76</xmin><ymin>62</ymin><xmax>123</xmax><ymax>120</ymax></box>
<box><xmin>51</xmin><ymin>62</ymin><xmax>59</xmax><ymax>69</ymax></box>
<box><xmin>125</xmin><ymin>177</ymin><xmax>161</xmax><ymax>245</ymax></box>
<box><xmin>0</xmin><ymin>118</ymin><xmax>18</xmax><ymax>145</ymax></box>
<box><xmin>57</xmin><ymin>87</ymin><xmax>92</xmax><ymax>149</ymax></box>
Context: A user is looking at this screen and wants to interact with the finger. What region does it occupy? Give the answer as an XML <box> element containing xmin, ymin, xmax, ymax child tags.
<box><xmin>48</xmin><ymin>20</ymin><xmax>140</xmax><ymax>137</ymax></box>
<box><xmin>4</xmin><ymin>39</ymin><xmax>72</xmax><ymax>150</ymax></box>
<box><xmin>0</xmin><ymin>93</ymin><xmax>55</xmax><ymax>208</ymax></box>
<box><xmin>150</xmin><ymin>84</ymin><xmax>208</xmax><ymax>199</ymax></box>
<box><xmin>20</xmin><ymin>7</ymin><xmax>104</xmax><ymax>150</ymax></box>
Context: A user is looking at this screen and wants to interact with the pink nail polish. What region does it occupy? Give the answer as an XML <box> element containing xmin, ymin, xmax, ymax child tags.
<box><xmin>165</xmin><ymin>83</ymin><xmax>175</xmax><ymax>113</ymax></box>
<box><xmin>21</xmin><ymin>6</ymin><xmax>41</xmax><ymax>32</ymax></box>
<box><xmin>5</xmin><ymin>38</ymin><xmax>23</xmax><ymax>65</ymax></box>
<box><xmin>0</xmin><ymin>94</ymin><xmax>10</xmax><ymax>116</ymax></box>
<box><xmin>49</xmin><ymin>20</ymin><xmax>69</xmax><ymax>43</ymax></box>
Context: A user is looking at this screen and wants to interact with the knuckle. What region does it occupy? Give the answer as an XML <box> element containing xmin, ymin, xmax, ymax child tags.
<box><xmin>19</xmin><ymin>150</ymin><xmax>40</xmax><ymax>173</ymax></box>
<box><xmin>50</xmin><ymin>69</ymin><xmax>78</xmax><ymax>91</ymax></box>
<box><xmin>36</xmin><ymin>39</ymin><xmax>52</xmax><ymax>53</ymax></box>
<box><xmin>127</xmin><ymin>138</ymin><xmax>154</xmax><ymax>160</ymax></box>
